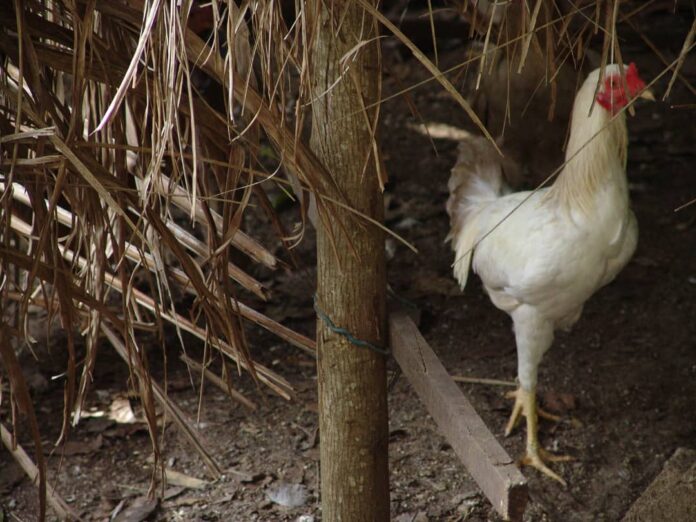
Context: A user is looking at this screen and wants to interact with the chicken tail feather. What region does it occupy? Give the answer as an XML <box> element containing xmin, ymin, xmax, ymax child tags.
<box><xmin>446</xmin><ymin>136</ymin><xmax>508</xmax><ymax>288</ymax></box>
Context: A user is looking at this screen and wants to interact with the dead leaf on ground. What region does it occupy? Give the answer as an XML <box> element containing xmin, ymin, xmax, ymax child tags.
<box><xmin>226</xmin><ymin>467</ymin><xmax>265</xmax><ymax>483</ymax></box>
<box><xmin>542</xmin><ymin>390</ymin><xmax>577</xmax><ymax>414</ymax></box>
<box><xmin>58</xmin><ymin>434</ymin><xmax>103</xmax><ymax>456</ymax></box>
<box><xmin>165</xmin><ymin>469</ymin><xmax>209</xmax><ymax>490</ymax></box>
<box><xmin>303</xmin><ymin>402</ymin><xmax>319</xmax><ymax>414</ymax></box>
<box><xmin>109</xmin><ymin>396</ymin><xmax>138</xmax><ymax>424</ymax></box>
<box><xmin>162</xmin><ymin>486</ymin><xmax>186</xmax><ymax>501</ymax></box>
<box><xmin>112</xmin><ymin>496</ymin><xmax>158</xmax><ymax>522</ymax></box>
<box><xmin>303</xmin><ymin>448</ymin><xmax>320</xmax><ymax>461</ymax></box>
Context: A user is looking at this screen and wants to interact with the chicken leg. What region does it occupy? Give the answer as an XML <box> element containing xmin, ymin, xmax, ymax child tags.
<box><xmin>504</xmin><ymin>387</ymin><xmax>573</xmax><ymax>486</ymax></box>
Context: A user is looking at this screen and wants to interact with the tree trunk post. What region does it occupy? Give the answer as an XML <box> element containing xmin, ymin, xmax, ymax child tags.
<box><xmin>309</xmin><ymin>1</ymin><xmax>390</xmax><ymax>520</ymax></box>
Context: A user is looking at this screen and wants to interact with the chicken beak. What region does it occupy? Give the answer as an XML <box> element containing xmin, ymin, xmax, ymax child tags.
<box><xmin>638</xmin><ymin>89</ymin><xmax>656</xmax><ymax>101</ymax></box>
<box><xmin>628</xmin><ymin>89</ymin><xmax>655</xmax><ymax>116</ymax></box>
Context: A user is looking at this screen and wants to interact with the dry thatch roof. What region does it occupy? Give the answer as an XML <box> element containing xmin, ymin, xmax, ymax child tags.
<box><xmin>0</xmin><ymin>1</ymin><xmax>327</xmax><ymax>517</ymax></box>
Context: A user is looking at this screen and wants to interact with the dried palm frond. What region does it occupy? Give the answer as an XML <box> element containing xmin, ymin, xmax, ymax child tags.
<box><xmin>0</xmin><ymin>1</ymin><xmax>324</xmax><ymax>515</ymax></box>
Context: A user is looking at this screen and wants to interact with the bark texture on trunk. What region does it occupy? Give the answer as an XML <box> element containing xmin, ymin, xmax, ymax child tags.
<box><xmin>309</xmin><ymin>2</ymin><xmax>389</xmax><ymax>521</ymax></box>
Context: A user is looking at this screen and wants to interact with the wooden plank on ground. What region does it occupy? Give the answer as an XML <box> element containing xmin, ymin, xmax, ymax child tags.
<box><xmin>622</xmin><ymin>447</ymin><xmax>696</xmax><ymax>522</ymax></box>
<box><xmin>389</xmin><ymin>310</ymin><xmax>528</xmax><ymax>521</ymax></box>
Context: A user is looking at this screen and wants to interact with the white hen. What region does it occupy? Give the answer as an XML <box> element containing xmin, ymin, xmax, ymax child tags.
<box><xmin>447</xmin><ymin>63</ymin><xmax>653</xmax><ymax>484</ymax></box>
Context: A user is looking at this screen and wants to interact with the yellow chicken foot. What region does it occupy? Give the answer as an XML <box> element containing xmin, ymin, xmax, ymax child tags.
<box><xmin>504</xmin><ymin>387</ymin><xmax>573</xmax><ymax>486</ymax></box>
<box><xmin>504</xmin><ymin>388</ymin><xmax>561</xmax><ymax>435</ymax></box>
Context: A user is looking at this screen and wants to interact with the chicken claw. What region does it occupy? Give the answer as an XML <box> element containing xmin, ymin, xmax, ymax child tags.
<box><xmin>504</xmin><ymin>388</ymin><xmax>561</xmax><ymax>435</ymax></box>
<box><xmin>521</xmin><ymin>447</ymin><xmax>574</xmax><ymax>486</ymax></box>
<box><xmin>504</xmin><ymin>387</ymin><xmax>573</xmax><ymax>486</ymax></box>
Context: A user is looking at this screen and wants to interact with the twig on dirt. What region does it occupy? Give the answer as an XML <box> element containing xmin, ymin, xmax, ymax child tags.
<box><xmin>181</xmin><ymin>355</ymin><xmax>257</xmax><ymax>412</ymax></box>
<box><xmin>452</xmin><ymin>376</ymin><xmax>517</xmax><ymax>387</ymax></box>
<box><xmin>0</xmin><ymin>422</ymin><xmax>79</xmax><ymax>521</ymax></box>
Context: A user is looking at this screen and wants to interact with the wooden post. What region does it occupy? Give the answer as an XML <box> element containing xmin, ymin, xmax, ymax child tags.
<box><xmin>390</xmin><ymin>310</ymin><xmax>528</xmax><ymax>521</ymax></box>
<box><xmin>309</xmin><ymin>1</ymin><xmax>390</xmax><ymax>520</ymax></box>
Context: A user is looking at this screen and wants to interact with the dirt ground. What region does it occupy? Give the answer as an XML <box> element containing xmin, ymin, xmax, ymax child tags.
<box><xmin>2</xmin><ymin>8</ymin><xmax>695</xmax><ymax>522</ymax></box>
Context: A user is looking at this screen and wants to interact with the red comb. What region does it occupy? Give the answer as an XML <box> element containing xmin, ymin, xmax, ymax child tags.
<box><xmin>625</xmin><ymin>62</ymin><xmax>645</xmax><ymax>94</ymax></box>
<box><xmin>597</xmin><ymin>62</ymin><xmax>646</xmax><ymax>114</ymax></box>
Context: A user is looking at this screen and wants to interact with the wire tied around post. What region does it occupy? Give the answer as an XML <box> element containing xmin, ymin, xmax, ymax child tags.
<box><xmin>313</xmin><ymin>294</ymin><xmax>389</xmax><ymax>357</ymax></box>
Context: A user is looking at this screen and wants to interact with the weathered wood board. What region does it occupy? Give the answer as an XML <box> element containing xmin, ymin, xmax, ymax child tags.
<box><xmin>389</xmin><ymin>310</ymin><xmax>528</xmax><ymax>521</ymax></box>
<box><xmin>622</xmin><ymin>447</ymin><xmax>696</xmax><ymax>522</ymax></box>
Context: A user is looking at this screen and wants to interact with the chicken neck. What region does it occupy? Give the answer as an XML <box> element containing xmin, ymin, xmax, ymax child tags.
<box><xmin>547</xmin><ymin>94</ymin><xmax>629</xmax><ymax>217</ymax></box>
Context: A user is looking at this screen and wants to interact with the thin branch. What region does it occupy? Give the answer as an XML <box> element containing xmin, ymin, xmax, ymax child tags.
<box><xmin>0</xmin><ymin>422</ymin><xmax>79</xmax><ymax>521</ymax></box>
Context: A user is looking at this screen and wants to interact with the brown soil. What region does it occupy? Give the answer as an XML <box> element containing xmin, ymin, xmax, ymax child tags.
<box><xmin>2</xmin><ymin>10</ymin><xmax>695</xmax><ymax>522</ymax></box>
